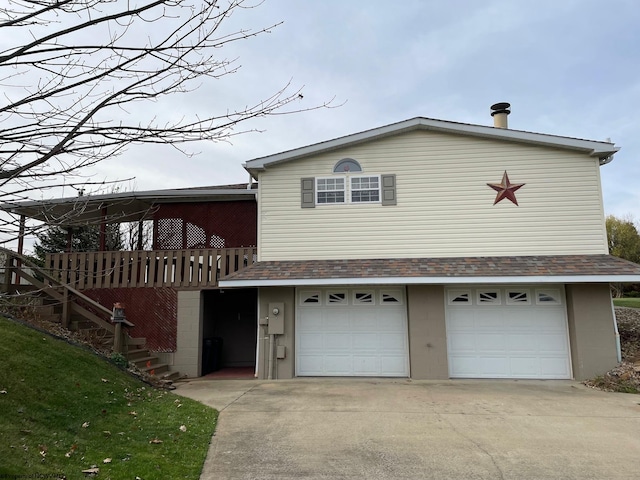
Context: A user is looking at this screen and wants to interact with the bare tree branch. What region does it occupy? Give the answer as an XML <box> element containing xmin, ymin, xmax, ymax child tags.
<box><xmin>0</xmin><ymin>0</ymin><xmax>336</xmax><ymax>244</ymax></box>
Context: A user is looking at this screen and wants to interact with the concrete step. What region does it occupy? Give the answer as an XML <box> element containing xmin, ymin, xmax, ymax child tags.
<box><xmin>143</xmin><ymin>363</ymin><xmax>169</xmax><ymax>375</ymax></box>
<box><xmin>132</xmin><ymin>356</ymin><xmax>159</xmax><ymax>368</ymax></box>
<box><xmin>161</xmin><ymin>370</ymin><xmax>181</xmax><ymax>382</ymax></box>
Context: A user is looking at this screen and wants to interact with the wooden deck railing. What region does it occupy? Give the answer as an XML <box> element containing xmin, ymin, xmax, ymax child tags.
<box><xmin>44</xmin><ymin>248</ymin><xmax>257</xmax><ymax>289</ymax></box>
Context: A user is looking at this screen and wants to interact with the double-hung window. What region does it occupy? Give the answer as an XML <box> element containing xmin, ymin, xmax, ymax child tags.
<box><xmin>351</xmin><ymin>176</ymin><xmax>380</xmax><ymax>203</ymax></box>
<box><xmin>316</xmin><ymin>175</ymin><xmax>380</xmax><ymax>204</ymax></box>
<box><xmin>317</xmin><ymin>177</ymin><xmax>345</xmax><ymax>204</ymax></box>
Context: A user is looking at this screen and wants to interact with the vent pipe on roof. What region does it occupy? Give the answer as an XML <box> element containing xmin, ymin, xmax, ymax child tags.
<box><xmin>490</xmin><ymin>102</ymin><xmax>511</xmax><ymax>128</ymax></box>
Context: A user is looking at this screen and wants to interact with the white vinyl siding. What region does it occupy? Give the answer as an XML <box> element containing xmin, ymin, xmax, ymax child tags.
<box><xmin>257</xmin><ymin>130</ymin><xmax>608</xmax><ymax>261</ymax></box>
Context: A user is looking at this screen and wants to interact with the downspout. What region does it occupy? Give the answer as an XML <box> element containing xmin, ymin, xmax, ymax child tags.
<box><xmin>610</xmin><ymin>294</ymin><xmax>622</xmax><ymax>363</ymax></box>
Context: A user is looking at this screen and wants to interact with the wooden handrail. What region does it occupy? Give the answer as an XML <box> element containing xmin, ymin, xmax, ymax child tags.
<box><xmin>1</xmin><ymin>247</ymin><xmax>114</xmax><ymax>319</ymax></box>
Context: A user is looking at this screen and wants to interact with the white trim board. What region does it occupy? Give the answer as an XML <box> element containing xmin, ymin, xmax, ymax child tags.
<box><xmin>219</xmin><ymin>274</ymin><xmax>640</xmax><ymax>288</ymax></box>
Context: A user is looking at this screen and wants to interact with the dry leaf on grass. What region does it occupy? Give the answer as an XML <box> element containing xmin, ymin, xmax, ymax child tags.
<box><xmin>149</xmin><ymin>438</ymin><xmax>163</xmax><ymax>444</ymax></box>
<box><xmin>81</xmin><ymin>422</ymin><xmax>89</xmax><ymax>428</ymax></box>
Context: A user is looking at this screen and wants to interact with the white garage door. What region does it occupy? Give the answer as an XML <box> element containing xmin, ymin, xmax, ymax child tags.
<box><xmin>445</xmin><ymin>286</ymin><xmax>571</xmax><ymax>379</ymax></box>
<box><xmin>296</xmin><ymin>288</ymin><xmax>409</xmax><ymax>377</ymax></box>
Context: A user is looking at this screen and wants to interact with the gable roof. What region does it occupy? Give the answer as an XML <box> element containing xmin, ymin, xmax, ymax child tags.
<box><xmin>244</xmin><ymin>117</ymin><xmax>618</xmax><ymax>176</ymax></box>
<box><xmin>219</xmin><ymin>255</ymin><xmax>640</xmax><ymax>287</ymax></box>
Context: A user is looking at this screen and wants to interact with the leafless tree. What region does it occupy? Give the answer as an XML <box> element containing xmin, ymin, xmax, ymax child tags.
<box><xmin>0</xmin><ymin>0</ymin><xmax>331</xmax><ymax>243</ymax></box>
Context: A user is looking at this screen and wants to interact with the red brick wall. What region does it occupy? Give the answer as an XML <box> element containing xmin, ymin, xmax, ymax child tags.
<box><xmin>153</xmin><ymin>200</ymin><xmax>256</xmax><ymax>249</ymax></box>
<box><xmin>83</xmin><ymin>288</ymin><xmax>177</xmax><ymax>352</ymax></box>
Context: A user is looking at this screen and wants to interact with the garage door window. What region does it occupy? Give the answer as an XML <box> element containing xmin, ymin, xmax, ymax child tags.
<box><xmin>477</xmin><ymin>290</ymin><xmax>501</xmax><ymax>305</ymax></box>
<box><xmin>536</xmin><ymin>289</ymin><xmax>562</xmax><ymax>305</ymax></box>
<box><xmin>448</xmin><ymin>290</ymin><xmax>471</xmax><ymax>305</ymax></box>
<box><xmin>380</xmin><ymin>290</ymin><xmax>404</xmax><ymax>305</ymax></box>
<box><xmin>327</xmin><ymin>291</ymin><xmax>348</xmax><ymax>305</ymax></box>
<box><xmin>353</xmin><ymin>291</ymin><xmax>375</xmax><ymax>305</ymax></box>
<box><xmin>506</xmin><ymin>290</ymin><xmax>530</xmax><ymax>305</ymax></box>
<box><xmin>300</xmin><ymin>291</ymin><xmax>321</xmax><ymax>305</ymax></box>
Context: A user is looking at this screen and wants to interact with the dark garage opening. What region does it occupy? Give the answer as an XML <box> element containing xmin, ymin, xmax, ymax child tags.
<box><xmin>202</xmin><ymin>288</ymin><xmax>257</xmax><ymax>375</ymax></box>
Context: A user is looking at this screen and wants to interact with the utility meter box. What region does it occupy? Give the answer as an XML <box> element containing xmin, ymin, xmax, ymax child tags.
<box><xmin>267</xmin><ymin>302</ymin><xmax>284</xmax><ymax>334</ymax></box>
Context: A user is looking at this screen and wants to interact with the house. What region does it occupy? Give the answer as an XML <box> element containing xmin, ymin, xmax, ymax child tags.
<box><xmin>3</xmin><ymin>103</ymin><xmax>640</xmax><ymax>381</ymax></box>
<box><xmin>218</xmin><ymin>103</ymin><xmax>640</xmax><ymax>381</ymax></box>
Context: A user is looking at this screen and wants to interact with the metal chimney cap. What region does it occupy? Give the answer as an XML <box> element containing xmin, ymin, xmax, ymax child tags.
<box><xmin>490</xmin><ymin>102</ymin><xmax>511</xmax><ymax>116</ymax></box>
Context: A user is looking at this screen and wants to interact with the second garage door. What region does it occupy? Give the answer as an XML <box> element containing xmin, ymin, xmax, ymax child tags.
<box><xmin>296</xmin><ymin>287</ymin><xmax>409</xmax><ymax>377</ymax></box>
<box><xmin>445</xmin><ymin>286</ymin><xmax>571</xmax><ymax>379</ymax></box>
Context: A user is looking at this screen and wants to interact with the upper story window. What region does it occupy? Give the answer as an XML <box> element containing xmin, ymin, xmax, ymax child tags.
<box><xmin>317</xmin><ymin>178</ymin><xmax>345</xmax><ymax>204</ymax></box>
<box><xmin>316</xmin><ymin>175</ymin><xmax>380</xmax><ymax>204</ymax></box>
<box><xmin>351</xmin><ymin>176</ymin><xmax>380</xmax><ymax>202</ymax></box>
<box><xmin>301</xmin><ymin>158</ymin><xmax>396</xmax><ymax>208</ymax></box>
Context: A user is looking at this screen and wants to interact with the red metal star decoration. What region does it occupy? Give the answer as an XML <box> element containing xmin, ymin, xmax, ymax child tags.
<box><xmin>487</xmin><ymin>171</ymin><xmax>525</xmax><ymax>206</ymax></box>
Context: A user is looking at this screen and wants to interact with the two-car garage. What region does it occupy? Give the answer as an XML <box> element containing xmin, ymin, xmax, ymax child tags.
<box><xmin>294</xmin><ymin>285</ymin><xmax>571</xmax><ymax>379</ymax></box>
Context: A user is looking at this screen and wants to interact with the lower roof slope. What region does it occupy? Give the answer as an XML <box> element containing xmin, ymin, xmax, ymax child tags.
<box><xmin>219</xmin><ymin>255</ymin><xmax>640</xmax><ymax>287</ymax></box>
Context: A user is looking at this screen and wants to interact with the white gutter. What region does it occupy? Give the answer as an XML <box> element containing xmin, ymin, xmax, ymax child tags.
<box><xmin>219</xmin><ymin>274</ymin><xmax>640</xmax><ymax>288</ymax></box>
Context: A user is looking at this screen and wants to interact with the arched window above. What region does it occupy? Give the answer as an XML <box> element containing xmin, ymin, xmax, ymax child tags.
<box><xmin>333</xmin><ymin>158</ymin><xmax>362</xmax><ymax>173</ymax></box>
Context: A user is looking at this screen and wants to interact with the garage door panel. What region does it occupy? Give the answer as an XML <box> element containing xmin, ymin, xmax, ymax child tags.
<box><xmin>535</xmin><ymin>313</ymin><xmax>566</xmax><ymax>330</ymax></box>
<box><xmin>449</xmin><ymin>356</ymin><xmax>481</xmax><ymax>376</ymax></box>
<box><xmin>353</xmin><ymin>356</ymin><xmax>379</xmax><ymax>375</ymax></box>
<box><xmin>379</xmin><ymin>315</ymin><xmax>405</xmax><ymax>331</ymax></box>
<box><xmin>297</xmin><ymin>287</ymin><xmax>409</xmax><ymax>377</ymax></box>
<box><xmin>509</xmin><ymin>357</ymin><xmax>541</xmax><ymax>377</ymax></box>
<box><xmin>352</xmin><ymin>333</ymin><xmax>379</xmax><ymax>349</ymax></box>
<box><xmin>299</xmin><ymin>311</ymin><xmax>323</xmax><ymax>330</ymax></box>
<box><xmin>324</xmin><ymin>355</ymin><xmax>353</xmax><ymax>374</ymax></box>
<box><xmin>479</xmin><ymin>357</ymin><xmax>510</xmax><ymax>376</ymax></box>
<box><xmin>298</xmin><ymin>333</ymin><xmax>323</xmax><ymax>350</ymax></box>
<box><xmin>297</xmin><ymin>355</ymin><xmax>324</xmax><ymax>375</ymax></box>
<box><xmin>508</xmin><ymin>334</ymin><xmax>539</xmax><ymax>352</ymax></box>
<box><xmin>537</xmin><ymin>334</ymin><xmax>570</xmax><ymax>353</ymax></box>
<box><xmin>474</xmin><ymin>333</ymin><xmax>507</xmax><ymax>351</ymax></box>
<box><xmin>325</xmin><ymin>333</ymin><xmax>351</xmax><ymax>350</ymax></box>
<box><xmin>447</xmin><ymin>312</ymin><xmax>475</xmax><ymax>330</ymax></box>
<box><xmin>446</xmin><ymin>286</ymin><xmax>571</xmax><ymax>379</ymax></box>
<box><xmin>324</xmin><ymin>311</ymin><xmax>350</xmax><ymax>330</ymax></box>
<box><xmin>539</xmin><ymin>357</ymin><xmax>571</xmax><ymax>377</ymax></box>
<box><xmin>449</xmin><ymin>334</ymin><xmax>477</xmax><ymax>352</ymax></box>
<box><xmin>381</xmin><ymin>356</ymin><xmax>410</xmax><ymax>376</ymax></box>
<box><xmin>474</xmin><ymin>310</ymin><xmax>506</xmax><ymax>328</ymax></box>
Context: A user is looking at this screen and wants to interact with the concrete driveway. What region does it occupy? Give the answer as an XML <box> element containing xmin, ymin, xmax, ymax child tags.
<box><xmin>175</xmin><ymin>378</ymin><xmax>640</xmax><ymax>480</ymax></box>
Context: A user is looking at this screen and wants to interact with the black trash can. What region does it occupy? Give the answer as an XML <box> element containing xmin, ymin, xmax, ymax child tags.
<box><xmin>203</xmin><ymin>337</ymin><xmax>223</xmax><ymax>374</ymax></box>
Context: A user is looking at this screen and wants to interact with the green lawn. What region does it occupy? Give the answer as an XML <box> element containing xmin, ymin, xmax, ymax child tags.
<box><xmin>613</xmin><ymin>297</ymin><xmax>640</xmax><ymax>308</ymax></box>
<box><xmin>0</xmin><ymin>316</ymin><xmax>217</xmax><ymax>479</ymax></box>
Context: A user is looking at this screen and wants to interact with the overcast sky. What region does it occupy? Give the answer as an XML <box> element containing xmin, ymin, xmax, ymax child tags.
<box><xmin>87</xmin><ymin>0</ymin><xmax>640</xmax><ymax>220</ymax></box>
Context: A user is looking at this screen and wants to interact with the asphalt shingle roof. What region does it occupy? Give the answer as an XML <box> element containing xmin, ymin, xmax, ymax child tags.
<box><xmin>221</xmin><ymin>255</ymin><xmax>640</xmax><ymax>283</ymax></box>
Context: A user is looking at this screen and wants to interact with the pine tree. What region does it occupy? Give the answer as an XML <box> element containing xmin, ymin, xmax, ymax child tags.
<box><xmin>33</xmin><ymin>224</ymin><xmax>123</xmax><ymax>264</ymax></box>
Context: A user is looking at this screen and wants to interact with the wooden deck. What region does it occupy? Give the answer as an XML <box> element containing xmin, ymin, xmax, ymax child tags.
<box><xmin>44</xmin><ymin>248</ymin><xmax>257</xmax><ymax>289</ymax></box>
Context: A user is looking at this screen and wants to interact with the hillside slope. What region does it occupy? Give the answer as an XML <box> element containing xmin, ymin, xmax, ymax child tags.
<box><xmin>0</xmin><ymin>316</ymin><xmax>217</xmax><ymax>479</ymax></box>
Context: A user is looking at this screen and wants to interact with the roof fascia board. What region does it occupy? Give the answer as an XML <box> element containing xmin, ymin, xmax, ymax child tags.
<box><xmin>220</xmin><ymin>274</ymin><xmax>640</xmax><ymax>288</ymax></box>
<box><xmin>0</xmin><ymin>188</ymin><xmax>256</xmax><ymax>212</ymax></box>
<box><xmin>244</xmin><ymin>117</ymin><xmax>618</xmax><ymax>172</ymax></box>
